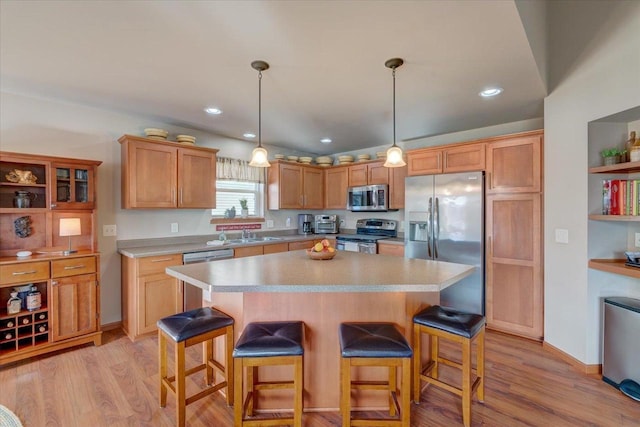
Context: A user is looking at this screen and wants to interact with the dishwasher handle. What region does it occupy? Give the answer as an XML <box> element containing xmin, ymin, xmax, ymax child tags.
<box><xmin>183</xmin><ymin>249</ymin><xmax>235</xmax><ymax>263</ymax></box>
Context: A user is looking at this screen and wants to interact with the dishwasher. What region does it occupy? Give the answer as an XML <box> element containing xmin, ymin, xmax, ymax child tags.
<box><xmin>182</xmin><ymin>248</ymin><xmax>234</xmax><ymax>310</ymax></box>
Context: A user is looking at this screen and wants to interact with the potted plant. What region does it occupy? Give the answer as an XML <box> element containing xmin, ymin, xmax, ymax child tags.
<box><xmin>601</xmin><ymin>148</ymin><xmax>626</xmax><ymax>166</ymax></box>
<box><xmin>239</xmin><ymin>199</ymin><xmax>249</xmax><ymax>218</ymax></box>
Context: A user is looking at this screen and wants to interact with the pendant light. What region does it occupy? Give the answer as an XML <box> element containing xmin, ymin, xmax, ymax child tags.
<box><xmin>249</xmin><ymin>60</ymin><xmax>271</xmax><ymax>167</ymax></box>
<box><xmin>383</xmin><ymin>58</ymin><xmax>406</xmax><ymax>168</ymax></box>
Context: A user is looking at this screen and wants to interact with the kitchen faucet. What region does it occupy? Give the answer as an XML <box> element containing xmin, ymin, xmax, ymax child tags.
<box><xmin>242</xmin><ymin>228</ymin><xmax>250</xmax><ymax>239</ymax></box>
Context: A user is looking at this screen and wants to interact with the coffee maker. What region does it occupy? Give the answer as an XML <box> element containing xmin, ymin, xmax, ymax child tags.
<box><xmin>297</xmin><ymin>214</ymin><xmax>314</xmax><ymax>235</ymax></box>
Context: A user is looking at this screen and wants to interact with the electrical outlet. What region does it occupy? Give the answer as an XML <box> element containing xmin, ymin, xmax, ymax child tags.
<box><xmin>171</xmin><ymin>222</ymin><xmax>178</xmax><ymax>233</ymax></box>
<box><xmin>266</xmin><ymin>220</ymin><xmax>274</xmax><ymax>228</ymax></box>
<box><xmin>635</xmin><ymin>233</ymin><xmax>640</xmax><ymax>248</ymax></box>
<box><xmin>555</xmin><ymin>228</ymin><xmax>569</xmax><ymax>244</ymax></box>
<box><xmin>103</xmin><ymin>225</ymin><xmax>117</xmax><ymax>237</ymax></box>
<box><xmin>286</xmin><ymin>217</ymin><xmax>291</xmax><ymax>227</ymax></box>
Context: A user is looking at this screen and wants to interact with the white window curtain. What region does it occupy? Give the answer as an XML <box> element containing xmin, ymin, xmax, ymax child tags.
<box><xmin>216</xmin><ymin>157</ymin><xmax>263</xmax><ymax>183</ymax></box>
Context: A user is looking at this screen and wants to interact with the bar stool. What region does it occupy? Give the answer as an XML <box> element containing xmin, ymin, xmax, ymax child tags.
<box><xmin>233</xmin><ymin>321</ymin><xmax>305</xmax><ymax>427</ymax></box>
<box><xmin>339</xmin><ymin>322</ymin><xmax>413</xmax><ymax>427</ymax></box>
<box><xmin>157</xmin><ymin>307</ymin><xmax>234</xmax><ymax>427</ymax></box>
<box><xmin>413</xmin><ymin>305</ymin><xmax>485</xmax><ymax>427</ymax></box>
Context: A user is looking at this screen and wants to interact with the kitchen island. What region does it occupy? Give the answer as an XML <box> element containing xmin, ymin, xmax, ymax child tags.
<box><xmin>165</xmin><ymin>250</ymin><xmax>474</xmax><ymax>411</ymax></box>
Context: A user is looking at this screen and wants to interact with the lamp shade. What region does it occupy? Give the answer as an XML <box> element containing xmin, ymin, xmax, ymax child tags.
<box><xmin>59</xmin><ymin>218</ymin><xmax>81</xmax><ymax>237</ymax></box>
<box><xmin>249</xmin><ymin>147</ymin><xmax>271</xmax><ymax>167</ymax></box>
<box><xmin>383</xmin><ymin>146</ymin><xmax>406</xmax><ymax>167</ymax></box>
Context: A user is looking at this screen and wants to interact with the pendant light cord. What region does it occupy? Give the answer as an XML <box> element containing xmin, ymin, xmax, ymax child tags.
<box><xmin>392</xmin><ymin>67</ymin><xmax>397</xmax><ymax>148</ymax></box>
<box><xmin>258</xmin><ymin>69</ymin><xmax>262</xmax><ymax>148</ymax></box>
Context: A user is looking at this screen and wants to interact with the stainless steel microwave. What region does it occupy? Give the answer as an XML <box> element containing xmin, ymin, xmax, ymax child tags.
<box><xmin>347</xmin><ymin>184</ymin><xmax>389</xmax><ymax>211</ymax></box>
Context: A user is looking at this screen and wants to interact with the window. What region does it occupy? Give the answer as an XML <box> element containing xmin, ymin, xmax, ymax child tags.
<box><xmin>211</xmin><ymin>180</ymin><xmax>264</xmax><ymax>217</ymax></box>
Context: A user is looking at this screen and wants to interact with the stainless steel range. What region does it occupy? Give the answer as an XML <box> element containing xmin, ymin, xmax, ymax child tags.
<box><xmin>335</xmin><ymin>219</ymin><xmax>397</xmax><ymax>254</ymax></box>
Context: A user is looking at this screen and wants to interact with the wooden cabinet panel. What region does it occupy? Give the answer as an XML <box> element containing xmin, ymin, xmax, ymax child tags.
<box><xmin>0</xmin><ymin>261</ymin><xmax>49</xmax><ymax>285</ymax></box>
<box><xmin>288</xmin><ymin>240</ymin><xmax>316</xmax><ymax>251</ymax></box>
<box><xmin>377</xmin><ymin>243</ymin><xmax>404</xmax><ymax>257</ymax></box>
<box><xmin>389</xmin><ymin>165</ymin><xmax>407</xmax><ymax>209</ymax></box>
<box><xmin>303</xmin><ymin>167</ymin><xmax>324</xmax><ymax>209</ymax></box>
<box><xmin>234</xmin><ymin>246</ymin><xmax>264</xmax><ymax>258</ymax></box>
<box><xmin>443</xmin><ymin>143</ymin><xmax>485</xmax><ymax>173</ymax></box>
<box><xmin>178</xmin><ymin>148</ymin><xmax>216</xmax><ymax>208</ymax></box>
<box><xmin>119</xmin><ymin>135</ymin><xmax>218</xmax><ymax>209</ymax></box>
<box><xmin>324</xmin><ymin>167</ymin><xmax>348</xmax><ymax>209</ymax></box>
<box><xmin>51</xmin><ymin>273</ymin><xmax>98</xmax><ymax>341</ymax></box>
<box><xmin>407</xmin><ymin>149</ymin><xmax>441</xmax><ymax>176</ymax></box>
<box><xmin>486</xmin><ymin>193</ymin><xmax>542</xmax><ymax>340</ymax></box>
<box><xmin>264</xmin><ymin>243</ymin><xmax>289</xmax><ymax>254</ymax></box>
<box><xmin>368</xmin><ymin>162</ymin><xmax>389</xmax><ymax>185</ymax></box>
<box><xmin>50</xmin><ymin>162</ymin><xmax>97</xmax><ymax>210</ymax></box>
<box><xmin>51</xmin><ymin>256</ymin><xmax>96</xmax><ymax>278</ymax></box>
<box><xmin>137</xmin><ymin>254</ymin><xmax>182</xmax><ymax>276</ymax></box>
<box><xmin>487</xmin><ymin>134</ymin><xmax>542</xmax><ymax>194</ymax></box>
<box><xmin>348</xmin><ymin>164</ymin><xmax>368</xmax><ymax>187</ymax></box>
<box><xmin>136</xmin><ymin>273</ymin><xmax>181</xmax><ymax>335</ymax></box>
<box><xmin>124</xmin><ymin>140</ymin><xmax>177</xmax><ymax>208</ymax></box>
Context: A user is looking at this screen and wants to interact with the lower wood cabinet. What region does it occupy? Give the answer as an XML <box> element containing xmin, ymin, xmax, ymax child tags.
<box><xmin>485</xmin><ymin>193</ymin><xmax>542</xmax><ymax>340</ymax></box>
<box><xmin>377</xmin><ymin>242</ymin><xmax>404</xmax><ymax>257</ymax></box>
<box><xmin>234</xmin><ymin>246</ymin><xmax>264</xmax><ymax>258</ymax></box>
<box><xmin>121</xmin><ymin>253</ymin><xmax>183</xmax><ymax>341</ymax></box>
<box><xmin>0</xmin><ymin>254</ymin><xmax>101</xmax><ymax>366</ymax></box>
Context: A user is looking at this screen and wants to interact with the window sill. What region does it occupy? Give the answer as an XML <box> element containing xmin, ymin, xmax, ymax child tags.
<box><xmin>210</xmin><ymin>217</ymin><xmax>265</xmax><ymax>224</ymax></box>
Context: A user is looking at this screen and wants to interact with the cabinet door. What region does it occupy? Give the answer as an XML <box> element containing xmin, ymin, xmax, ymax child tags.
<box><xmin>368</xmin><ymin>162</ymin><xmax>389</xmax><ymax>185</ymax></box>
<box><xmin>324</xmin><ymin>167</ymin><xmax>348</xmax><ymax>209</ymax></box>
<box><xmin>288</xmin><ymin>240</ymin><xmax>315</xmax><ymax>251</ymax></box>
<box><xmin>178</xmin><ymin>148</ymin><xmax>216</xmax><ymax>208</ymax></box>
<box><xmin>137</xmin><ymin>273</ymin><xmax>181</xmax><ymax>335</ymax></box>
<box><xmin>377</xmin><ymin>243</ymin><xmax>404</xmax><ymax>257</ymax></box>
<box><xmin>303</xmin><ymin>167</ymin><xmax>324</xmax><ymax>208</ymax></box>
<box><xmin>264</xmin><ymin>243</ymin><xmax>289</xmax><ymax>254</ymax></box>
<box><xmin>279</xmin><ymin>164</ymin><xmax>304</xmax><ymax>209</ymax></box>
<box><xmin>443</xmin><ymin>143</ymin><xmax>485</xmax><ymax>173</ymax></box>
<box><xmin>407</xmin><ymin>148</ymin><xmax>442</xmax><ymax>176</ymax></box>
<box><xmin>50</xmin><ymin>163</ymin><xmax>96</xmax><ymax>210</ymax></box>
<box><xmin>486</xmin><ymin>193</ymin><xmax>542</xmax><ymax>340</ymax></box>
<box><xmin>124</xmin><ymin>141</ymin><xmax>177</xmax><ymax>208</ymax></box>
<box><xmin>389</xmin><ymin>165</ymin><xmax>407</xmax><ymax>209</ymax></box>
<box><xmin>234</xmin><ymin>246</ymin><xmax>264</xmax><ymax>258</ymax></box>
<box><xmin>51</xmin><ymin>273</ymin><xmax>98</xmax><ymax>341</ymax></box>
<box><xmin>486</xmin><ymin>134</ymin><xmax>542</xmax><ymax>194</ymax></box>
<box><xmin>348</xmin><ymin>164</ymin><xmax>368</xmax><ymax>187</ymax></box>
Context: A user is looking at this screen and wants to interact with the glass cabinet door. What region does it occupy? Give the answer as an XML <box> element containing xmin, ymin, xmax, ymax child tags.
<box><xmin>51</xmin><ymin>165</ymin><xmax>94</xmax><ymax>209</ymax></box>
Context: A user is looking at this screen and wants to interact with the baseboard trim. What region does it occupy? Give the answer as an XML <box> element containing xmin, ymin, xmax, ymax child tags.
<box><xmin>543</xmin><ymin>341</ymin><xmax>602</xmax><ymax>376</ymax></box>
<box><xmin>100</xmin><ymin>321</ymin><xmax>123</xmax><ymax>332</ymax></box>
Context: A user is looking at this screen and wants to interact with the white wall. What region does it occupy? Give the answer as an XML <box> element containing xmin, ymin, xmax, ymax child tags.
<box><xmin>545</xmin><ymin>1</ymin><xmax>640</xmax><ymax>364</ymax></box>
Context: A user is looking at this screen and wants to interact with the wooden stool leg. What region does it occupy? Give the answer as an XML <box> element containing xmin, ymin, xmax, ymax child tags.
<box><xmin>341</xmin><ymin>357</ymin><xmax>351</xmax><ymax>427</ymax></box>
<box><xmin>294</xmin><ymin>356</ymin><xmax>303</xmax><ymax>427</ymax></box>
<box><xmin>247</xmin><ymin>365</ymin><xmax>256</xmax><ymax>416</ymax></box>
<box><xmin>462</xmin><ymin>338</ymin><xmax>472</xmax><ymax>427</ymax></box>
<box><xmin>233</xmin><ymin>358</ymin><xmax>243</xmax><ymax>427</ymax></box>
<box><xmin>225</xmin><ymin>325</ymin><xmax>234</xmax><ymax>406</ymax></box>
<box><xmin>159</xmin><ymin>331</ymin><xmax>168</xmax><ymax>407</ymax></box>
<box><xmin>413</xmin><ymin>324</ymin><xmax>422</xmax><ymax>403</ymax></box>
<box><xmin>431</xmin><ymin>334</ymin><xmax>439</xmax><ymax>379</ymax></box>
<box><xmin>401</xmin><ymin>357</ymin><xmax>411</xmax><ymax>427</ymax></box>
<box><xmin>205</xmin><ymin>339</ymin><xmax>214</xmax><ymax>386</ymax></box>
<box><xmin>476</xmin><ymin>327</ymin><xmax>485</xmax><ymax>402</ymax></box>
<box><xmin>389</xmin><ymin>364</ymin><xmax>397</xmax><ymax>416</ymax></box>
<box><xmin>176</xmin><ymin>341</ymin><xmax>186</xmax><ymax>427</ymax></box>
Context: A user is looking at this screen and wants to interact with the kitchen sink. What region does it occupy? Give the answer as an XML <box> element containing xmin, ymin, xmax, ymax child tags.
<box><xmin>226</xmin><ymin>236</ymin><xmax>283</xmax><ymax>244</ymax></box>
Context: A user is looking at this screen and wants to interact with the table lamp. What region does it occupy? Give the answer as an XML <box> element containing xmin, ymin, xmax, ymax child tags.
<box><xmin>59</xmin><ymin>218</ymin><xmax>81</xmax><ymax>255</ymax></box>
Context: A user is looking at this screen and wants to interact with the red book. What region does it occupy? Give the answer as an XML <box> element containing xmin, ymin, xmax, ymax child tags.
<box><xmin>610</xmin><ymin>179</ymin><xmax>621</xmax><ymax>215</ymax></box>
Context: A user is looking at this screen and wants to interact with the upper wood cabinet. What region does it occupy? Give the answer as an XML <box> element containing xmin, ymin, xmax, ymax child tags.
<box><xmin>486</xmin><ymin>132</ymin><xmax>542</xmax><ymax>194</ymax></box>
<box><xmin>267</xmin><ymin>161</ymin><xmax>324</xmax><ymax>210</ymax></box>
<box><xmin>324</xmin><ymin>166</ymin><xmax>348</xmax><ymax>209</ymax></box>
<box><xmin>118</xmin><ymin>135</ymin><xmax>218</xmax><ymax>209</ymax></box>
<box><xmin>389</xmin><ymin>165</ymin><xmax>407</xmax><ymax>210</ymax></box>
<box><xmin>407</xmin><ymin>143</ymin><xmax>485</xmax><ymax>176</ymax></box>
<box><xmin>50</xmin><ymin>162</ymin><xmax>96</xmax><ymax>210</ymax></box>
<box><xmin>348</xmin><ymin>161</ymin><xmax>389</xmax><ymax>186</ymax></box>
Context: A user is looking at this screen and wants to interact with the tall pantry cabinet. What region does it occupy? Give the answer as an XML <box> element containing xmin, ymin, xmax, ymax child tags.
<box><xmin>485</xmin><ymin>131</ymin><xmax>544</xmax><ymax>340</ymax></box>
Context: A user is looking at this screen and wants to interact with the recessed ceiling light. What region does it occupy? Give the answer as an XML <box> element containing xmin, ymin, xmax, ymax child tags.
<box><xmin>243</xmin><ymin>133</ymin><xmax>256</xmax><ymax>139</ymax></box>
<box><xmin>479</xmin><ymin>88</ymin><xmax>503</xmax><ymax>98</ymax></box>
<box><xmin>320</xmin><ymin>138</ymin><xmax>332</xmax><ymax>144</ymax></box>
<box><xmin>204</xmin><ymin>107</ymin><xmax>222</xmax><ymax>115</ymax></box>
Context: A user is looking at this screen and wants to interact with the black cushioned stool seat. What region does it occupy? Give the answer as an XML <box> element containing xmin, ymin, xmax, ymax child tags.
<box><xmin>413</xmin><ymin>305</ymin><xmax>485</xmax><ymax>427</ymax></box>
<box><xmin>157</xmin><ymin>307</ymin><xmax>234</xmax><ymax>427</ymax></box>
<box><xmin>339</xmin><ymin>322</ymin><xmax>412</xmax><ymax>427</ymax></box>
<box><xmin>233</xmin><ymin>321</ymin><xmax>305</xmax><ymax>427</ymax></box>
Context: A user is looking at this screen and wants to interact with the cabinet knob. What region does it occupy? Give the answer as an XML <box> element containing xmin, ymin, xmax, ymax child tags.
<box><xmin>52</xmin><ymin>281</ymin><xmax>58</xmax><ymax>286</ymax></box>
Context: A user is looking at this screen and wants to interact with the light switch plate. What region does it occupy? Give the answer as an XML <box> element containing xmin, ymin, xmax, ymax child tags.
<box><xmin>555</xmin><ymin>228</ymin><xmax>569</xmax><ymax>244</ymax></box>
<box><xmin>103</xmin><ymin>224</ymin><xmax>116</xmax><ymax>237</ymax></box>
<box><xmin>171</xmin><ymin>222</ymin><xmax>178</xmax><ymax>233</ymax></box>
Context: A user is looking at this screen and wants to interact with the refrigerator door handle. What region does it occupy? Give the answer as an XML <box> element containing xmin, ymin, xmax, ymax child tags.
<box><xmin>427</xmin><ymin>197</ymin><xmax>433</xmax><ymax>258</ymax></box>
<box><xmin>434</xmin><ymin>197</ymin><xmax>439</xmax><ymax>258</ymax></box>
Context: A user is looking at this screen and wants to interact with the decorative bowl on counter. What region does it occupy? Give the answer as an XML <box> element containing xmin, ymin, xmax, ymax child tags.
<box><xmin>306</xmin><ymin>249</ymin><xmax>336</xmax><ymax>260</ymax></box>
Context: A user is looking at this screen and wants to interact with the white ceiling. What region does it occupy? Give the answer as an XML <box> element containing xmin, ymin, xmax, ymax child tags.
<box><xmin>0</xmin><ymin>1</ymin><xmax>546</xmax><ymax>155</ymax></box>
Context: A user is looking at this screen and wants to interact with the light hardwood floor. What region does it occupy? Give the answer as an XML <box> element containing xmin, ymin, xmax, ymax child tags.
<box><xmin>0</xmin><ymin>328</ymin><xmax>637</xmax><ymax>426</ymax></box>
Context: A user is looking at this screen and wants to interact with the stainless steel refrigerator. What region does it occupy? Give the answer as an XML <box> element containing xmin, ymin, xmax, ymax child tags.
<box><xmin>405</xmin><ymin>172</ymin><xmax>485</xmax><ymax>315</ymax></box>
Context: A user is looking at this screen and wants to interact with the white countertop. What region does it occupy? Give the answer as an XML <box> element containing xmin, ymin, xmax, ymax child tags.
<box><xmin>165</xmin><ymin>249</ymin><xmax>474</xmax><ymax>293</ymax></box>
